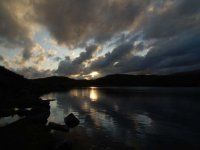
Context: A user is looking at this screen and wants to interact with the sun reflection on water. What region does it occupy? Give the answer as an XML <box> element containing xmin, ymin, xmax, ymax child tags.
<box><xmin>89</xmin><ymin>87</ymin><xmax>98</xmax><ymax>101</ymax></box>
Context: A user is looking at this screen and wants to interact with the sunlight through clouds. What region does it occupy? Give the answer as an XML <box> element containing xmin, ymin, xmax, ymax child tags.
<box><xmin>90</xmin><ymin>71</ymin><xmax>99</xmax><ymax>78</ymax></box>
<box><xmin>0</xmin><ymin>0</ymin><xmax>200</xmax><ymax>78</ymax></box>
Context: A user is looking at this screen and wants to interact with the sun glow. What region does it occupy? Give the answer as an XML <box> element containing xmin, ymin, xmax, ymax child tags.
<box><xmin>90</xmin><ymin>71</ymin><xmax>99</xmax><ymax>78</ymax></box>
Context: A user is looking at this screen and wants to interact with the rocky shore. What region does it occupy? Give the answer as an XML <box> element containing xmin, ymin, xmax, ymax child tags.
<box><xmin>0</xmin><ymin>89</ymin><xmax>80</xmax><ymax>150</ymax></box>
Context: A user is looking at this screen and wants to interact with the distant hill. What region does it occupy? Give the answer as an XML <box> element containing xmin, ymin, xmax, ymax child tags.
<box><xmin>172</xmin><ymin>69</ymin><xmax>200</xmax><ymax>76</ymax></box>
<box><xmin>0</xmin><ymin>66</ymin><xmax>29</xmax><ymax>92</ymax></box>
<box><xmin>30</xmin><ymin>76</ymin><xmax>78</xmax><ymax>93</ymax></box>
<box><xmin>0</xmin><ymin>66</ymin><xmax>26</xmax><ymax>81</ymax></box>
<box><xmin>93</xmin><ymin>72</ymin><xmax>200</xmax><ymax>87</ymax></box>
<box><xmin>31</xmin><ymin>69</ymin><xmax>200</xmax><ymax>88</ymax></box>
<box><xmin>30</xmin><ymin>76</ymin><xmax>97</xmax><ymax>94</ymax></box>
<box><xmin>1</xmin><ymin>66</ymin><xmax>200</xmax><ymax>95</ymax></box>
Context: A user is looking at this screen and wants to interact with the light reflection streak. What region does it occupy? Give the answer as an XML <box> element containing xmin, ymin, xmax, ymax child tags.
<box><xmin>89</xmin><ymin>87</ymin><xmax>98</xmax><ymax>101</ymax></box>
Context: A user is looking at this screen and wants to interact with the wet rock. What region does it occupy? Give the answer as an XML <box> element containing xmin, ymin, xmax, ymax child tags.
<box><xmin>48</xmin><ymin>122</ymin><xmax>69</xmax><ymax>132</ymax></box>
<box><xmin>64</xmin><ymin>113</ymin><xmax>80</xmax><ymax>128</ymax></box>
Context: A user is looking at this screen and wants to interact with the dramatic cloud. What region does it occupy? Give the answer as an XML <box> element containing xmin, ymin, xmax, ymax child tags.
<box><xmin>100</xmin><ymin>32</ymin><xmax>200</xmax><ymax>75</ymax></box>
<box><xmin>0</xmin><ymin>55</ymin><xmax>4</xmax><ymax>62</ymax></box>
<box><xmin>0</xmin><ymin>55</ymin><xmax>9</xmax><ymax>67</ymax></box>
<box><xmin>0</xmin><ymin>0</ymin><xmax>200</xmax><ymax>78</ymax></box>
<box><xmin>33</xmin><ymin>0</ymin><xmax>149</xmax><ymax>47</ymax></box>
<box><xmin>15</xmin><ymin>67</ymin><xmax>54</xmax><ymax>79</ymax></box>
<box><xmin>0</xmin><ymin>0</ymin><xmax>35</xmax><ymax>47</ymax></box>
<box><xmin>56</xmin><ymin>44</ymin><xmax>99</xmax><ymax>76</ymax></box>
<box><xmin>89</xmin><ymin>43</ymin><xmax>134</xmax><ymax>74</ymax></box>
<box><xmin>24</xmin><ymin>44</ymin><xmax>46</xmax><ymax>62</ymax></box>
<box><xmin>143</xmin><ymin>0</ymin><xmax>200</xmax><ymax>39</ymax></box>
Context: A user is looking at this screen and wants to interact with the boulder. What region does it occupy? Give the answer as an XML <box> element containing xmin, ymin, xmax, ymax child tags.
<box><xmin>64</xmin><ymin>113</ymin><xmax>80</xmax><ymax>128</ymax></box>
<box><xmin>48</xmin><ymin>122</ymin><xmax>69</xmax><ymax>132</ymax></box>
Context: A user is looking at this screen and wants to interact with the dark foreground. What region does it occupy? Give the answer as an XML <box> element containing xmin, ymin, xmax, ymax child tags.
<box><xmin>1</xmin><ymin>87</ymin><xmax>200</xmax><ymax>150</ymax></box>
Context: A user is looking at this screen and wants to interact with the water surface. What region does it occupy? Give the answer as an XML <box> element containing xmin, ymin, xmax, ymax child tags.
<box><xmin>42</xmin><ymin>87</ymin><xmax>200</xmax><ymax>150</ymax></box>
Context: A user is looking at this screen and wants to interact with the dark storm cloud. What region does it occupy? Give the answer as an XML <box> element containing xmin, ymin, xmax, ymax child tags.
<box><xmin>142</xmin><ymin>32</ymin><xmax>200</xmax><ymax>73</ymax></box>
<box><xmin>73</xmin><ymin>45</ymin><xmax>98</xmax><ymax>64</ymax></box>
<box><xmin>81</xmin><ymin>0</ymin><xmax>200</xmax><ymax>76</ymax></box>
<box><xmin>33</xmin><ymin>0</ymin><xmax>149</xmax><ymax>47</ymax></box>
<box><xmin>90</xmin><ymin>43</ymin><xmax>133</xmax><ymax>72</ymax></box>
<box><xmin>143</xmin><ymin>0</ymin><xmax>200</xmax><ymax>39</ymax></box>
<box><xmin>0</xmin><ymin>0</ymin><xmax>37</xmax><ymax>70</ymax></box>
<box><xmin>0</xmin><ymin>0</ymin><xmax>32</xmax><ymax>48</ymax></box>
<box><xmin>56</xmin><ymin>45</ymin><xmax>98</xmax><ymax>75</ymax></box>
<box><xmin>104</xmin><ymin>32</ymin><xmax>200</xmax><ymax>75</ymax></box>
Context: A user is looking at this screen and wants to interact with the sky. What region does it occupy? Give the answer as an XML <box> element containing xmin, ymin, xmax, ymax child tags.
<box><xmin>0</xmin><ymin>0</ymin><xmax>200</xmax><ymax>79</ymax></box>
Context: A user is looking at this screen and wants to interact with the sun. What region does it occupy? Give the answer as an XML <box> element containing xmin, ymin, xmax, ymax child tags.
<box><xmin>90</xmin><ymin>71</ymin><xmax>99</xmax><ymax>78</ymax></box>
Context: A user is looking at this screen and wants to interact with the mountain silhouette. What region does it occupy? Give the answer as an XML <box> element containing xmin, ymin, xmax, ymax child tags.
<box><xmin>1</xmin><ymin>66</ymin><xmax>200</xmax><ymax>95</ymax></box>
<box><xmin>0</xmin><ymin>66</ymin><xmax>29</xmax><ymax>93</ymax></box>
<box><xmin>93</xmin><ymin>73</ymin><xmax>200</xmax><ymax>87</ymax></box>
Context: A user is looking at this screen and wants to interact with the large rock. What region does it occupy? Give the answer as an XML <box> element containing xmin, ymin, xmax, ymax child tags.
<box><xmin>48</xmin><ymin>122</ymin><xmax>69</xmax><ymax>132</ymax></box>
<box><xmin>64</xmin><ymin>113</ymin><xmax>80</xmax><ymax>128</ymax></box>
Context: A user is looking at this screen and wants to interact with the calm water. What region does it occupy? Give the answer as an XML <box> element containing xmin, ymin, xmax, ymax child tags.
<box><xmin>42</xmin><ymin>87</ymin><xmax>200</xmax><ymax>150</ymax></box>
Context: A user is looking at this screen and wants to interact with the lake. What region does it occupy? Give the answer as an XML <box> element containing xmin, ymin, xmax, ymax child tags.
<box><xmin>41</xmin><ymin>87</ymin><xmax>200</xmax><ymax>150</ymax></box>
